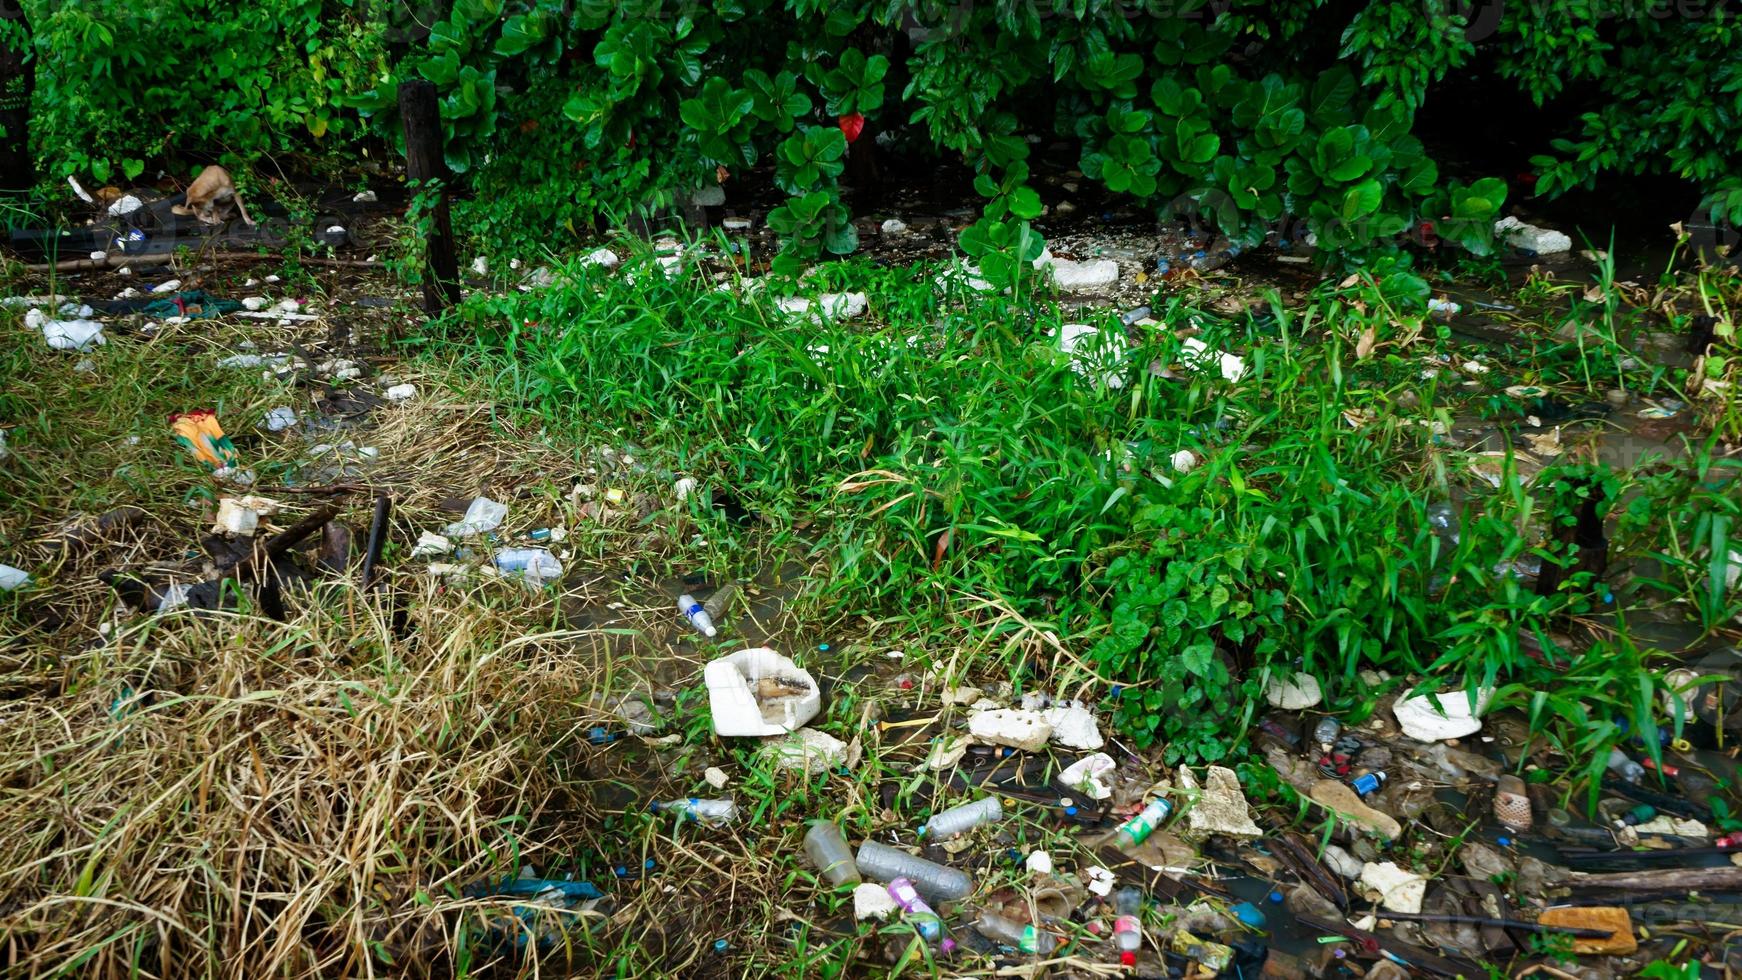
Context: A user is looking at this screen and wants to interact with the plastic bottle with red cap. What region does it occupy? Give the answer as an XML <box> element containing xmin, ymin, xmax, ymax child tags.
<box><xmin>1112</xmin><ymin>887</ymin><xmax>1142</xmax><ymax>967</ymax></box>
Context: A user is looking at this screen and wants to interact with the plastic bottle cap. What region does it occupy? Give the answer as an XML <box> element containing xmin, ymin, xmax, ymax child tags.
<box><xmin>713</xmin><ymin>939</ymin><xmax>729</xmax><ymax>952</ymax></box>
<box><xmin>1268</xmin><ymin>890</ymin><xmax>1284</xmax><ymax>904</ymax></box>
<box><xmin>819</xmin><ymin>643</ymin><xmax>830</xmax><ymax>651</ymax></box>
<box><xmin>1497</xmin><ymin>836</ymin><xmax>1512</xmax><ymax>847</ymax></box>
<box><xmin>1121</xmin><ymin>951</ymin><xmax>1136</xmax><ymax>967</ymax></box>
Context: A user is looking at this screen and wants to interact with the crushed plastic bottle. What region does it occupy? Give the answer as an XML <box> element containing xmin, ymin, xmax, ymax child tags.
<box><xmin>651</xmin><ymin>798</ymin><xmax>738</xmax><ymax>825</ymax></box>
<box><xmin>919</xmin><ymin>797</ymin><xmax>1003</xmax><ymax>839</ymax></box>
<box><xmin>1113</xmin><ymin>887</ymin><xmax>1143</xmax><ymax>966</ymax></box>
<box><xmin>679</xmin><ymin>593</ymin><xmax>717</xmax><ymax>637</ymax></box>
<box><xmin>703</xmin><ymin>582</ymin><xmax>739</xmax><ymax>622</ymax></box>
<box><xmin>855</xmin><ymin>841</ymin><xmax>974</xmax><ymax>901</ymax></box>
<box><xmin>1114</xmin><ymin>797</ymin><xmax>1173</xmax><ymax>848</ymax></box>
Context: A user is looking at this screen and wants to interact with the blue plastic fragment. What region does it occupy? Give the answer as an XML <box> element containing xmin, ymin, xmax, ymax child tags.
<box><xmin>465</xmin><ymin>877</ymin><xmax>604</xmax><ymax>902</ymax></box>
<box><xmin>1232</xmin><ymin>901</ymin><xmax>1266</xmax><ymax>928</ymax></box>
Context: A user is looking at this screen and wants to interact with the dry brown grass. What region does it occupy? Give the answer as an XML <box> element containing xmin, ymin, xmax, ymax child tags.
<box><xmin>1</xmin><ymin>580</ymin><xmax>618</xmax><ymax>977</ymax></box>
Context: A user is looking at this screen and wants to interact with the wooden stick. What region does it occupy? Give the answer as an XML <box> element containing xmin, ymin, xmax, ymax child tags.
<box><xmin>223</xmin><ymin>501</ymin><xmax>346</xmax><ymax>581</ymax></box>
<box><xmin>359</xmin><ymin>495</ymin><xmax>392</xmax><ymax>591</ymax></box>
<box><xmin>1568</xmin><ymin>865</ymin><xmax>1742</xmax><ymax>898</ymax></box>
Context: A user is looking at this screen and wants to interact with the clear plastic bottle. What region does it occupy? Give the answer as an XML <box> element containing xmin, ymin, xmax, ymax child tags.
<box><xmin>1113</xmin><ymin>887</ymin><xmax>1142</xmax><ymax>967</ymax></box>
<box><xmin>919</xmin><ymin>797</ymin><xmax>1003</xmax><ymax>839</ymax></box>
<box><xmin>887</xmin><ymin>878</ymin><xmax>944</xmax><ymax>942</ymax></box>
<box><xmin>651</xmin><ymin>798</ymin><xmax>737</xmax><ymax>825</ymax></box>
<box><xmin>1114</xmin><ymin>798</ymin><xmax>1173</xmax><ymax>848</ymax></box>
<box><xmin>678</xmin><ymin>594</ymin><xmax>717</xmax><ymax>637</ymax></box>
<box><xmin>803</xmin><ymin>821</ymin><xmax>861</xmax><ymax>886</ymax></box>
<box><xmin>703</xmin><ymin>582</ymin><xmax>738</xmax><ymax>622</ymax></box>
<box><xmin>855</xmin><ymin>841</ymin><xmax>975</xmax><ymax>901</ymax></box>
<box><xmin>493</xmin><ymin>547</ymin><xmax>563</xmax><ymax>585</ymax></box>
<box><xmin>1608</xmin><ymin>747</ymin><xmax>1644</xmax><ymax>783</ymax></box>
<box><xmin>974</xmin><ymin>910</ymin><xmax>1057</xmax><ymax>953</ymax></box>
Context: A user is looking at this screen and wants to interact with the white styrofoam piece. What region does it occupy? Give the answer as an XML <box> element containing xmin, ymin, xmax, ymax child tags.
<box><xmin>704</xmin><ymin>647</ymin><xmax>822</xmax><ymax>737</ymax></box>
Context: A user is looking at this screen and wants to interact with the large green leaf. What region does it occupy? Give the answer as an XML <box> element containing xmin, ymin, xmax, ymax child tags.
<box><xmin>1341</xmin><ymin>179</ymin><xmax>1383</xmax><ymax>221</ymax></box>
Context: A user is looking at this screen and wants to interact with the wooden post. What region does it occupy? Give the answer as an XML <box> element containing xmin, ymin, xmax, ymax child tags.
<box><xmin>399</xmin><ymin>79</ymin><xmax>460</xmax><ymax>314</ymax></box>
<box><xmin>0</xmin><ymin>0</ymin><xmax>34</xmax><ymax>194</ymax></box>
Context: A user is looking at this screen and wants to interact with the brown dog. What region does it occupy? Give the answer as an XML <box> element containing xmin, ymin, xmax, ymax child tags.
<box><xmin>173</xmin><ymin>165</ymin><xmax>257</xmax><ymax>226</ymax></box>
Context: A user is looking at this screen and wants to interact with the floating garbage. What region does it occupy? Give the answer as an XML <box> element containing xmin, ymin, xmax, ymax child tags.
<box><xmin>1041</xmin><ymin>700</ymin><xmax>1104</xmax><ymax>750</ymax></box>
<box><xmin>803</xmin><ymin>821</ymin><xmax>861</xmax><ymax>886</ymax></box>
<box><xmin>775</xmin><ymin>291</ymin><xmax>867</xmax><ymax>321</ymax></box>
<box><xmin>1115</xmin><ymin>796</ymin><xmax>1175</xmax><ymax>847</ymax></box>
<box><xmin>1359</xmin><ymin>861</ymin><xmax>1427</xmax><ymax>913</ymax></box>
<box><xmin>411</xmin><ymin>532</ymin><xmax>453</xmax><ymax>558</ymax></box>
<box><xmin>212</xmin><ymin>498</ymin><xmax>262</xmax><ymax>536</ymax></box>
<box><xmin>650</xmin><ymin>798</ymin><xmax>738</xmax><ymax>825</ymax></box>
<box><xmin>919</xmin><ymin>796</ymin><xmax>1002</xmax><ymax>839</ymax></box>
<box><xmin>579</xmin><ymin>247</ymin><xmax>618</xmax><ymax>269</ymax></box>
<box><xmin>854</xmin><ymin>882</ymin><xmax>899</xmax><ymax>921</ymax></box>
<box><xmin>262</xmin><ymin>407</ymin><xmax>299</xmax><ymax>432</ymax></box>
<box><xmin>1113</xmin><ymin>887</ymin><xmax>1143</xmax><ymax>966</ymax></box>
<box><xmin>855</xmin><ymin>841</ymin><xmax>974</xmax><ymax>901</ymax></box>
<box><xmin>967</xmin><ymin>708</ymin><xmax>1052</xmax><ymax>752</ymax></box>
<box><xmin>41</xmin><ymin>318</ymin><xmax>105</xmax><ymax>352</ymax></box>
<box><xmin>445</xmin><ymin>496</ymin><xmax>507</xmax><ymax>536</ymax></box>
<box><xmin>1055</xmin><ymin>322</ymin><xmax>1129</xmax><ymax>389</ymax></box>
<box><xmin>887</xmin><ymin>878</ymin><xmax>949</xmax><ymax>945</ymax></box>
<box><xmin>1263</xmin><ymin>671</ymin><xmax>1323</xmax><ymax>710</ymax></box>
<box><xmin>463</xmin><ymin>871</ymin><xmax>604</xmax><ymax>951</ymax></box>
<box><xmin>703</xmin><ymin>647</ymin><xmax>821</xmax><ymax>736</ymax></box>
<box><xmin>678</xmin><ymin>593</ymin><xmax>717</xmax><ymax>637</ymax></box>
<box><xmin>1059</xmin><ymin>752</ymin><xmax>1116</xmax><ymax>800</ymax></box>
<box><xmin>169</xmin><ymin>410</ymin><xmax>240</xmax><ymax>474</ymax></box>
<box><xmin>1495</xmin><ymin>215</ymin><xmax>1572</xmax><ymax>255</ymax></box>
<box><xmin>1180</xmin><ymin>765</ymin><xmax>1262</xmax><ymax>837</ymax></box>
<box><xmin>492</xmin><ymin>547</ymin><xmax>563</xmax><ymax>586</ymax></box>
<box><xmin>765</xmin><ymin>727</ymin><xmax>847</xmax><ymax>775</ymax></box>
<box><xmin>974</xmin><ymin>909</ymin><xmax>1054</xmax><ymax>953</ymax></box>
<box><xmin>1181</xmin><ymin>336</ymin><xmax>1247</xmax><ymax>383</ymax></box>
<box><xmin>1048</xmin><ymin>257</ymin><xmax>1119</xmax><ymax>292</ymax></box>
<box><xmin>1393</xmin><ymin>687</ymin><xmax>1492</xmax><ymax>741</ymax></box>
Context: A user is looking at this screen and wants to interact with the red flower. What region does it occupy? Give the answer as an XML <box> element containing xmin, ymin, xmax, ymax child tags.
<box><xmin>838</xmin><ymin>113</ymin><xmax>865</xmax><ymax>144</ymax></box>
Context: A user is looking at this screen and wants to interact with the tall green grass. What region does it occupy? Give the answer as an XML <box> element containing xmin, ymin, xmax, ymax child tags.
<box><xmin>446</xmin><ymin>240</ymin><xmax>1736</xmax><ymax>763</ymax></box>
